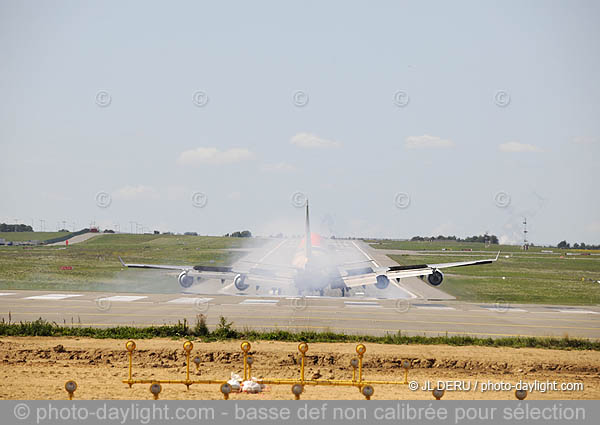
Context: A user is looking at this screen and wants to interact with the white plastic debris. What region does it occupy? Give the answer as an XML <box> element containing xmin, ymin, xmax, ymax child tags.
<box><xmin>241</xmin><ymin>378</ymin><xmax>265</xmax><ymax>393</ymax></box>
<box><xmin>227</xmin><ymin>373</ymin><xmax>242</xmax><ymax>392</ymax></box>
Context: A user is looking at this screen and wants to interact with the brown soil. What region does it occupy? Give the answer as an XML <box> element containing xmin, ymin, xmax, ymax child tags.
<box><xmin>1</xmin><ymin>337</ymin><xmax>599</xmax><ymax>400</ymax></box>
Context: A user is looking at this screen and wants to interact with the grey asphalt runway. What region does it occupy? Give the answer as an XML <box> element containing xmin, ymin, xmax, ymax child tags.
<box><xmin>1</xmin><ymin>239</ymin><xmax>598</xmax><ymax>339</ymax></box>
<box><xmin>1</xmin><ymin>290</ymin><xmax>598</xmax><ymax>339</ymax></box>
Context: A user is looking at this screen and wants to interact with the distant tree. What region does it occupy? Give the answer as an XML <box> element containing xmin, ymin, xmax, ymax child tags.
<box><xmin>557</xmin><ymin>240</ymin><xmax>570</xmax><ymax>249</ymax></box>
<box><xmin>103</xmin><ymin>229</ymin><xmax>115</xmax><ymax>233</ymax></box>
<box><xmin>228</xmin><ymin>230</ymin><xmax>252</xmax><ymax>238</ymax></box>
<box><xmin>184</xmin><ymin>232</ymin><xmax>198</xmax><ymax>236</ymax></box>
<box><xmin>0</xmin><ymin>223</ymin><xmax>33</xmax><ymax>232</ymax></box>
<box><xmin>410</xmin><ymin>234</ymin><xmax>498</xmax><ymax>244</ymax></box>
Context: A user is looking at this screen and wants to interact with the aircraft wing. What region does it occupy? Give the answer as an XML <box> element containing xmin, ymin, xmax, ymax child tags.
<box><xmin>118</xmin><ymin>256</ymin><xmax>194</xmax><ymax>271</ymax></box>
<box><xmin>342</xmin><ymin>252</ymin><xmax>499</xmax><ymax>288</ymax></box>
<box><xmin>118</xmin><ymin>256</ymin><xmax>236</xmax><ymax>275</ymax></box>
<box><xmin>426</xmin><ymin>251</ymin><xmax>500</xmax><ymax>269</ymax></box>
<box><xmin>118</xmin><ymin>256</ymin><xmax>295</xmax><ymax>281</ymax></box>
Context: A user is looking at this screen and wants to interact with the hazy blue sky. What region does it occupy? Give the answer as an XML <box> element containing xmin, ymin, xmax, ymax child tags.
<box><xmin>1</xmin><ymin>0</ymin><xmax>598</xmax><ymax>244</ymax></box>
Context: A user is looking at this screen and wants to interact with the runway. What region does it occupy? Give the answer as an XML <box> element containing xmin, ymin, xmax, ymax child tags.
<box><xmin>1</xmin><ymin>239</ymin><xmax>598</xmax><ymax>339</ymax></box>
<box><xmin>201</xmin><ymin>238</ymin><xmax>455</xmax><ymax>300</ymax></box>
<box><xmin>1</xmin><ymin>290</ymin><xmax>598</xmax><ymax>339</ymax></box>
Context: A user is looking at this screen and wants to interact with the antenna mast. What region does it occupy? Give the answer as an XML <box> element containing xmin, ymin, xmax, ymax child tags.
<box><xmin>523</xmin><ymin>218</ymin><xmax>529</xmax><ymax>250</ymax></box>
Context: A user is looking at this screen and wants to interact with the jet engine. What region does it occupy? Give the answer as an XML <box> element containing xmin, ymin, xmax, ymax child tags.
<box><xmin>178</xmin><ymin>271</ymin><xmax>194</xmax><ymax>288</ymax></box>
<box><xmin>427</xmin><ymin>270</ymin><xmax>444</xmax><ymax>286</ymax></box>
<box><xmin>234</xmin><ymin>274</ymin><xmax>249</xmax><ymax>291</ymax></box>
<box><xmin>375</xmin><ymin>274</ymin><xmax>390</xmax><ymax>289</ymax></box>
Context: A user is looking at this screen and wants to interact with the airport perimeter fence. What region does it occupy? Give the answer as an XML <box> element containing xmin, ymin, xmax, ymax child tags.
<box><xmin>43</xmin><ymin>229</ymin><xmax>90</xmax><ymax>245</ymax></box>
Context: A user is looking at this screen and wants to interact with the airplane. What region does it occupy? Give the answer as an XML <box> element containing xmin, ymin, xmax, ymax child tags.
<box><xmin>119</xmin><ymin>201</ymin><xmax>499</xmax><ymax>296</ymax></box>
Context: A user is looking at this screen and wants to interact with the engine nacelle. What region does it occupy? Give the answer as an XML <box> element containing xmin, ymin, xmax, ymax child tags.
<box><xmin>375</xmin><ymin>274</ymin><xmax>390</xmax><ymax>290</ymax></box>
<box><xmin>427</xmin><ymin>270</ymin><xmax>444</xmax><ymax>286</ymax></box>
<box><xmin>178</xmin><ymin>271</ymin><xmax>194</xmax><ymax>288</ymax></box>
<box><xmin>234</xmin><ymin>274</ymin><xmax>249</xmax><ymax>291</ymax></box>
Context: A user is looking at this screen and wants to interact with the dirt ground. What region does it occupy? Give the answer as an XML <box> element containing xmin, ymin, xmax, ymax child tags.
<box><xmin>0</xmin><ymin>337</ymin><xmax>599</xmax><ymax>400</ymax></box>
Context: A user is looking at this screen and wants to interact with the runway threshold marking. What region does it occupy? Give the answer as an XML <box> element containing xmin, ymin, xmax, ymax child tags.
<box><xmin>414</xmin><ymin>305</ymin><xmax>456</xmax><ymax>310</ymax></box>
<box><xmin>344</xmin><ymin>301</ymin><xmax>382</xmax><ymax>308</ymax></box>
<box><xmin>558</xmin><ymin>310</ymin><xmax>600</xmax><ymax>315</ymax></box>
<box><xmin>96</xmin><ymin>295</ymin><xmax>148</xmax><ymax>302</ymax></box>
<box><xmin>0</xmin><ymin>293</ymin><xmax>15</xmax><ymax>297</ymax></box>
<box><xmin>480</xmin><ymin>307</ymin><xmax>528</xmax><ymax>313</ymax></box>
<box><xmin>240</xmin><ymin>299</ymin><xmax>279</xmax><ymax>305</ymax></box>
<box><xmin>2</xmin><ymin>299</ymin><xmax>599</xmax><ymax>323</ymax></box>
<box><xmin>9</xmin><ymin>306</ymin><xmax>582</xmax><ymax>331</ymax></box>
<box><xmin>3</xmin><ymin>301</ymin><xmax>600</xmax><ymax>323</ymax></box>
<box><xmin>167</xmin><ymin>297</ymin><xmax>213</xmax><ymax>304</ymax></box>
<box><xmin>24</xmin><ymin>294</ymin><xmax>83</xmax><ymax>300</ymax></box>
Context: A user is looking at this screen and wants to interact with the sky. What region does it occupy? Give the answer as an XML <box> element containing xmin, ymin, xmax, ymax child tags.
<box><xmin>1</xmin><ymin>0</ymin><xmax>599</xmax><ymax>245</ymax></box>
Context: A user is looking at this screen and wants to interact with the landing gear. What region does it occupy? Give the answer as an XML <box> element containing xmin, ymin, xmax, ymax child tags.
<box><xmin>319</xmin><ymin>289</ymin><xmax>324</xmax><ymax>297</ymax></box>
<box><xmin>341</xmin><ymin>287</ymin><xmax>347</xmax><ymax>297</ymax></box>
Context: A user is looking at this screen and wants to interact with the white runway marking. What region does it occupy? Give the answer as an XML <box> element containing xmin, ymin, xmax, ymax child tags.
<box><xmin>390</xmin><ymin>279</ymin><xmax>418</xmax><ymax>299</ymax></box>
<box><xmin>481</xmin><ymin>307</ymin><xmax>528</xmax><ymax>313</ymax></box>
<box><xmin>97</xmin><ymin>296</ymin><xmax>147</xmax><ymax>302</ymax></box>
<box><xmin>24</xmin><ymin>294</ymin><xmax>83</xmax><ymax>300</ymax></box>
<box><xmin>167</xmin><ymin>297</ymin><xmax>213</xmax><ymax>304</ymax></box>
<box><xmin>240</xmin><ymin>299</ymin><xmax>279</xmax><ymax>305</ymax></box>
<box><xmin>415</xmin><ymin>305</ymin><xmax>456</xmax><ymax>310</ymax></box>
<box><xmin>344</xmin><ymin>301</ymin><xmax>382</xmax><ymax>308</ymax></box>
<box><xmin>351</xmin><ymin>241</ymin><xmax>379</xmax><ymax>268</ymax></box>
<box><xmin>0</xmin><ymin>293</ymin><xmax>15</xmax><ymax>297</ymax></box>
<box><xmin>558</xmin><ymin>310</ymin><xmax>599</xmax><ymax>315</ymax></box>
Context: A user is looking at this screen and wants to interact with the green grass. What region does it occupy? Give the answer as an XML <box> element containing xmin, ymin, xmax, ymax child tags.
<box><xmin>1</xmin><ymin>317</ymin><xmax>597</xmax><ymax>351</ymax></box>
<box><xmin>0</xmin><ymin>232</ymin><xmax>69</xmax><ymax>242</ymax></box>
<box><xmin>366</xmin><ymin>239</ymin><xmax>600</xmax><ymax>305</ymax></box>
<box><xmin>388</xmin><ymin>253</ymin><xmax>600</xmax><ymax>305</ymax></box>
<box><xmin>0</xmin><ymin>234</ymin><xmax>264</xmax><ymax>293</ymax></box>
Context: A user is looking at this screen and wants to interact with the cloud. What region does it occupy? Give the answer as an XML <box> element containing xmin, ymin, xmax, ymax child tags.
<box><xmin>114</xmin><ymin>185</ymin><xmax>160</xmax><ymax>200</ymax></box>
<box><xmin>572</xmin><ymin>136</ymin><xmax>599</xmax><ymax>145</ymax></box>
<box><xmin>260</xmin><ymin>162</ymin><xmax>297</xmax><ymax>173</ymax></box>
<box><xmin>498</xmin><ymin>141</ymin><xmax>543</xmax><ymax>153</ymax></box>
<box><xmin>177</xmin><ymin>147</ymin><xmax>255</xmax><ymax>165</ymax></box>
<box><xmin>404</xmin><ymin>134</ymin><xmax>454</xmax><ymax>149</ymax></box>
<box><xmin>290</xmin><ymin>133</ymin><xmax>342</xmax><ymax>149</ymax></box>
